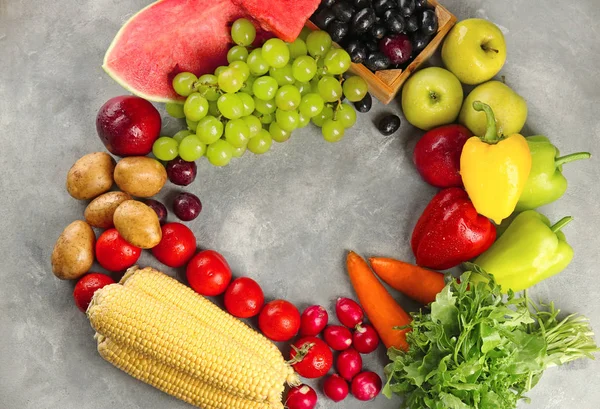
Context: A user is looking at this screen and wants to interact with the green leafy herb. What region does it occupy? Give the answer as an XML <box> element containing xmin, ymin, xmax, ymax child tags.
<box><xmin>383</xmin><ymin>265</ymin><xmax>599</xmax><ymax>409</ymax></box>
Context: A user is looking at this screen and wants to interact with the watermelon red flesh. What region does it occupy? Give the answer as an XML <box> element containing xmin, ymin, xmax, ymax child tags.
<box><xmin>235</xmin><ymin>0</ymin><xmax>321</xmax><ymax>42</ymax></box>
<box><xmin>103</xmin><ymin>0</ymin><xmax>246</xmax><ymax>103</ymax></box>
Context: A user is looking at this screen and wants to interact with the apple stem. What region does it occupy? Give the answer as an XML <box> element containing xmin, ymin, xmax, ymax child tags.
<box><xmin>481</xmin><ymin>44</ymin><xmax>499</xmax><ymax>54</ymax></box>
<box><xmin>472</xmin><ymin>101</ymin><xmax>499</xmax><ymax>144</ymax></box>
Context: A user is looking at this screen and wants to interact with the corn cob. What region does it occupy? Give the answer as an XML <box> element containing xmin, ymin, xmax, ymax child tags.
<box><xmin>121</xmin><ymin>267</ymin><xmax>296</xmax><ymax>384</ymax></box>
<box><xmin>88</xmin><ymin>283</ymin><xmax>284</xmax><ymax>403</ymax></box>
<box><xmin>97</xmin><ymin>336</ymin><xmax>283</xmax><ymax>409</ymax></box>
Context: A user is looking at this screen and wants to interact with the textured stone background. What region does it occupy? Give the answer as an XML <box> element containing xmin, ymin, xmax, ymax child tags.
<box><xmin>1</xmin><ymin>0</ymin><xmax>599</xmax><ymax>408</ymax></box>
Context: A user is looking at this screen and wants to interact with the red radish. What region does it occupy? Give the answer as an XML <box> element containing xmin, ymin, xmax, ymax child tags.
<box><xmin>289</xmin><ymin>337</ymin><xmax>333</xmax><ymax>379</ymax></box>
<box><xmin>73</xmin><ymin>273</ymin><xmax>115</xmax><ymax>312</ymax></box>
<box><xmin>336</xmin><ymin>347</ymin><xmax>362</xmax><ymax>382</ymax></box>
<box><xmin>351</xmin><ymin>371</ymin><xmax>382</xmax><ymax>401</ymax></box>
<box><xmin>353</xmin><ymin>324</ymin><xmax>380</xmax><ymax>354</ymax></box>
<box><xmin>285</xmin><ymin>384</ymin><xmax>317</xmax><ymax>409</ymax></box>
<box><xmin>323</xmin><ymin>325</ymin><xmax>353</xmax><ymax>351</ymax></box>
<box><xmin>300</xmin><ymin>305</ymin><xmax>328</xmax><ymax>336</ymax></box>
<box><xmin>336</xmin><ymin>297</ymin><xmax>364</xmax><ymax>328</ymax></box>
<box><xmin>323</xmin><ymin>374</ymin><xmax>349</xmax><ymax>402</ymax></box>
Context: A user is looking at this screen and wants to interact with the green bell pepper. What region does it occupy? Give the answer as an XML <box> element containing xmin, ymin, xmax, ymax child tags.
<box><xmin>516</xmin><ymin>136</ymin><xmax>591</xmax><ymax>211</ymax></box>
<box><xmin>472</xmin><ymin>210</ymin><xmax>574</xmax><ymax>292</ymax></box>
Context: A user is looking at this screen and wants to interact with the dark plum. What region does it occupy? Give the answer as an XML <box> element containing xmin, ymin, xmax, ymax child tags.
<box><xmin>173</xmin><ymin>192</ymin><xmax>202</xmax><ymax>221</ymax></box>
<box><xmin>378</xmin><ymin>114</ymin><xmax>401</xmax><ymax>135</ymax></box>
<box><xmin>370</xmin><ymin>22</ymin><xmax>387</xmax><ymax>39</ymax></box>
<box><xmin>354</xmin><ymin>0</ymin><xmax>372</xmax><ymax>8</ymax></box>
<box><xmin>353</xmin><ymin>92</ymin><xmax>372</xmax><ymax>113</ymax></box>
<box><xmin>332</xmin><ymin>1</ymin><xmax>354</xmax><ymax>23</ymax></box>
<box><xmin>364</xmin><ymin>51</ymin><xmax>391</xmax><ymax>71</ymax></box>
<box><xmin>166</xmin><ymin>157</ymin><xmax>197</xmax><ymax>186</ymax></box>
<box><xmin>420</xmin><ymin>9</ymin><xmax>438</xmax><ymax>35</ymax></box>
<box><xmin>373</xmin><ymin>0</ymin><xmax>395</xmax><ymax>16</ymax></box>
<box><xmin>411</xmin><ymin>31</ymin><xmax>432</xmax><ymax>52</ymax></box>
<box><xmin>384</xmin><ymin>10</ymin><xmax>406</xmax><ymax>33</ymax></box>
<box><xmin>415</xmin><ymin>0</ymin><xmax>428</xmax><ymax>9</ymax></box>
<box><xmin>144</xmin><ymin>199</ymin><xmax>168</xmax><ymax>225</ymax></box>
<box><xmin>328</xmin><ymin>20</ymin><xmax>350</xmax><ymax>43</ymax></box>
<box><xmin>405</xmin><ymin>14</ymin><xmax>419</xmax><ymax>32</ymax></box>
<box><xmin>398</xmin><ymin>0</ymin><xmax>416</xmax><ymax>17</ymax></box>
<box><xmin>346</xmin><ymin>39</ymin><xmax>368</xmax><ymax>63</ymax></box>
<box><xmin>313</xmin><ymin>7</ymin><xmax>337</xmax><ymax>29</ymax></box>
<box><xmin>380</xmin><ymin>33</ymin><xmax>413</xmax><ymax>64</ymax></box>
<box><xmin>351</xmin><ymin>8</ymin><xmax>376</xmax><ymax>33</ymax></box>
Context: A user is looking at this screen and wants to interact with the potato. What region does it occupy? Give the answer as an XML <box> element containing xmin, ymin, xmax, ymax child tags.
<box><xmin>113</xmin><ymin>200</ymin><xmax>162</xmax><ymax>249</ymax></box>
<box><xmin>51</xmin><ymin>220</ymin><xmax>96</xmax><ymax>280</ymax></box>
<box><xmin>84</xmin><ymin>191</ymin><xmax>132</xmax><ymax>228</ymax></box>
<box><xmin>66</xmin><ymin>152</ymin><xmax>115</xmax><ymax>200</ymax></box>
<box><xmin>113</xmin><ymin>156</ymin><xmax>167</xmax><ymax>197</ymax></box>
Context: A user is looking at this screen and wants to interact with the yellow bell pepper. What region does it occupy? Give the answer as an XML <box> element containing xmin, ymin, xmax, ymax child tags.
<box><xmin>460</xmin><ymin>101</ymin><xmax>531</xmax><ymax>224</ymax></box>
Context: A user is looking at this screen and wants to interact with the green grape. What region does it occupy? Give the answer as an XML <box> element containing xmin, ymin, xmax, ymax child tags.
<box><xmin>254</xmin><ymin>97</ymin><xmax>277</xmax><ymax>114</ymax></box>
<box><xmin>206</xmin><ymin>139</ymin><xmax>234</xmax><ymax>166</ymax></box>
<box><xmin>299</xmin><ymin>26</ymin><xmax>312</xmax><ymax>41</ymax></box>
<box><xmin>316</xmin><ymin>55</ymin><xmax>327</xmax><ymax>76</ymax></box>
<box><xmin>342</xmin><ymin>76</ymin><xmax>368</xmax><ymax>102</ymax></box>
<box><xmin>310</xmin><ymin>76</ymin><xmax>320</xmax><ymax>93</ymax></box>
<box><xmin>322</xmin><ymin>119</ymin><xmax>345</xmax><ymax>142</ymax></box>
<box><xmin>295</xmin><ymin>81</ymin><xmax>311</xmax><ymax>96</ymax></box>
<box><xmin>298</xmin><ymin>111</ymin><xmax>310</xmax><ymax>128</ymax></box>
<box><xmin>269</xmin><ymin>122</ymin><xmax>291</xmax><ymax>142</ymax></box>
<box><xmin>183</xmin><ymin>93</ymin><xmax>209</xmax><ymax>121</ymax></box>
<box><xmin>227</xmin><ymin>45</ymin><xmax>248</xmax><ymax>63</ymax></box>
<box><xmin>173</xmin><ymin>130</ymin><xmax>192</xmax><ymax>144</ymax></box>
<box><xmin>323</xmin><ymin>48</ymin><xmax>351</xmax><ymax>75</ymax></box>
<box><xmin>225</xmin><ymin>118</ymin><xmax>251</xmax><ymax>148</ymax></box>
<box><xmin>179</xmin><ymin>135</ymin><xmax>206</xmax><ymax>161</ymax></box>
<box><xmin>229</xmin><ymin>61</ymin><xmax>250</xmax><ymax>82</ymax></box>
<box><xmin>318</xmin><ymin>76</ymin><xmax>343</xmax><ymax>102</ymax></box>
<box><xmin>336</xmin><ymin>103</ymin><xmax>357</xmax><ymax>128</ymax></box>
<box><xmin>242</xmin><ymin>115</ymin><xmax>262</xmax><ymax>137</ymax></box>
<box><xmin>261</xmin><ymin>38</ymin><xmax>290</xmax><ymax>69</ymax></box>
<box><xmin>217</xmin><ymin>93</ymin><xmax>244</xmax><ymax>119</ymax></box>
<box><xmin>231</xmin><ymin>18</ymin><xmax>256</xmax><ymax>47</ymax></box>
<box><xmin>258</xmin><ymin>112</ymin><xmax>273</xmax><ymax>125</ymax></box>
<box><xmin>165</xmin><ymin>102</ymin><xmax>185</xmax><ymax>118</ymax></box>
<box><xmin>311</xmin><ymin>105</ymin><xmax>334</xmax><ymax>127</ymax></box>
<box><xmin>275</xmin><ymin>85</ymin><xmax>302</xmax><ymax>111</ymax></box>
<box><xmin>152</xmin><ymin>137</ymin><xmax>179</xmax><ymax>161</ymax></box>
<box><xmin>247</xmin><ymin>129</ymin><xmax>272</xmax><ymax>154</ymax></box>
<box><xmin>299</xmin><ymin>93</ymin><xmax>325</xmax><ymax>118</ymax></box>
<box><xmin>292</xmin><ymin>55</ymin><xmax>317</xmax><ymax>82</ymax></box>
<box><xmin>237</xmin><ymin>92</ymin><xmax>255</xmax><ymax>116</ymax></box>
<box><xmin>186</xmin><ymin>118</ymin><xmax>198</xmax><ymax>131</ymax></box>
<box><xmin>208</xmin><ymin>100</ymin><xmax>221</xmax><ymax>117</ymax></box>
<box><xmin>232</xmin><ymin>144</ymin><xmax>247</xmax><ymax>158</ymax></box>
<box><xmin>253</xmin><ymin>76</ymin><xmax>279</xmax><ymax>100</ymax></box>
<box><xmin>172</xmin><ymin>72</ymin><xmax>198</xmax><ymax>97</ymax></box>
<box><xmin>196</xmin><ymin>74</ymin><xmax>220</xmax><ymax>101</ymax></box>
<box><xmin>218</xmin><ymin>67</ymin><xmax>244</xmax><ymax>93</ymax></box>
<box><xmin>247</xmin><ymin>48</ymin><xmax>270</xmax><ymax>76</ymax></box>
<box><xmin>306</xmin><ymin>31</ymin><xmax>332</xmax><ymax>58</ymax></box>
<box><xmin>214</xmin><ymin>65</ymin><xmax>228</xmax><ymax>77</ymax></box>
<box><xmin>196</xmin><ymin>115</ymin><xmax>224</xmax><ymax>144</ymax></box>
<box><xmin>275</xmin><ymin>108</ymin><xmax>299</xmax><ymax>132</ymax></box>
<box><xmin>288</xmin><ymin>38</ymin><xmax>308</xmax><ymax>59</ymax></box>
<box><xmin>240</xmin><ymin>75</ymin><xmax>255</xmax><ymax>95</ymax></box>
<box><xmin>269</xmin><ymin>65</ymin><xmax>294</xmax><ymax>86</ymax></box>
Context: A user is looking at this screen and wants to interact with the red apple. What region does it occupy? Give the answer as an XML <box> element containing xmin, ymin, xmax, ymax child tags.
<box><xmin>96</xmin><ymin>95</ymin><xmax>161</xmax><ymax>156</ymax></box>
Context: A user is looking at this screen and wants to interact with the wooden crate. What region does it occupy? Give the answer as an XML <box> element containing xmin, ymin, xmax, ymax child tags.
<box><xmin>306</xmin><ymin>0</ymin><xmax>457</xmax><ymax>104</ymax></box>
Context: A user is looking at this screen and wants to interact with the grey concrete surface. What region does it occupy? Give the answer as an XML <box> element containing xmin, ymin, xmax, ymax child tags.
<box><xmin>1</xmin><ymin>0</ymin><xmax>599</xmax><ymax>408</ymax></box>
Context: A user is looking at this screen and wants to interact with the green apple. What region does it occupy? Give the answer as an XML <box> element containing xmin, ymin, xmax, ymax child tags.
<box><xmin>441</xmin><ymin>18</ymin><xmax>507</xmax><ymax>85</ymax></box>
<box><xmin>401</xmin><ymin>67</ymin><xmax>464</xmax><ymax>131</ymax></box>
<box><xmin>459</xmin><ymin>80</ymin><xmax>527</xmax><ymax>137</ymax></box>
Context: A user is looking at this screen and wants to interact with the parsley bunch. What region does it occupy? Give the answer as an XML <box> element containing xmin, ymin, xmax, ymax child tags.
<box><xmin>383</xmin><ymin>266</ymin><xmax>598</xmax><ymax>409</ymax></box>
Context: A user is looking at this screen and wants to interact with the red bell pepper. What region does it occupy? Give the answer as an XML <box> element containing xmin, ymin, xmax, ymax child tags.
<box><xmin>411</xmin><ymin>188</ymin><xmax>496</xmax><ymax>270</ymax></box>
<box><xmin>413</xmin><ymin>124</ymin><xmax>472</xmax><ymax>188</ymax></box>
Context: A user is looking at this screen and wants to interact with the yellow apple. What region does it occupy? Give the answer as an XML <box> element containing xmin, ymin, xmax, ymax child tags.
<box><xmin>459</xmin><ymin>80</ymin><xmax>528</xmax><ymax>137</ymax></box>
<box><xmin>442</xmin><ymin>18</ymin><xmax>507</xmax><ymax>85</ymax></box>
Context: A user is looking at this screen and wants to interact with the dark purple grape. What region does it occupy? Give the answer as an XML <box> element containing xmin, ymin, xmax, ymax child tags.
<box><xmin>327</xmin><ymin>20</ymin><xmax>349</xmax><ymax>42</ymax></box>
<box><xmin>144</xmin><ymin>199</ymin><xmax>168</xmax><ymax>225</ymax></box>
<box><xmin>373</xmin><ymin>0</ymin><xmax>395</xmax><ymax>16</ymax></box>
<box><xmin>346</xmin><ymin>39</ymin><xmax>368</xmax><ymax>63</ymax></box>
<box><xmin>365</xmin><ymin>38</ymin><xmax>379</xmax><ymax>52</ymax></box>
<box><xmin>378</xmin><ymin>115</ymin><xmax>401</xmax><ymax>135</ymax></box>
<box><xmin>380</xmin><ymin>34</ymin><xmax>413</xmax><ymax>64</ymax></box>
<box><xmin>332</xmin><ymin>1</ymin><xmax>354</xmax><ymax>22</ymax></box>
<box><xmin>405</xmin><ymin>14</ymin><xmax>419</xmax><ymax>32</ymax></box>
<box><xmin>354</xmin><ymin>0</ymin><xmax>372</xmax><ymax>8</ymax></box>
<box><xmin>370</xmin><ymin>22</ymin><xmax>387</xmax><ymax>39</ymax></box>
<box><xmin>419</xmin><ymin>9</ymin><xmax>438</xmax><ymax>35</ymax></box>
<box><xmin>353</xmin><ymin>92</ymin><xmax>372</xmax><ymax>113</ymax></box>
<box><xmin>323</xmin><ymin>0</ymin><xmax>337</xmax><ymax>7</ymax></box>
<box><xmin>365</xmin><ymin>51</ymin><xmax>390</xmax><ymax>71</ymax></box>
<box><xmin>384</xmin><ymin>10</ymin><xmax>406</xmax><ymax>33</ymax></box>
<box><xmin>166</xmin><ymin>157</ymin><xmax>197</xmax><ymax>186</ymax></box>
<box><xmin>351</xmin><ymin>8</ymin><xmax>376</xmax><ymax>33</ymax></box>
<box><xmin>411</xmin><ymin>31</ymin><xmax>432</xmax><ymax>52</ymax></box>
<box><xmin>414</xmin><ymin>0</ymin><xmax>428</xmax><ymax>9</ymax></box>
<box><xmin>173</xmin><ymin>192</ymin><xmax>202</xmax><ymax>221</ymax></box>
<box><xmin>398</xmin><ymin>0</ymin><xmax>416</xmax><ymax>17</ymax></box>
<box><xmin>313</xmin><ymin>7</ymin><xmax>337</xmax><ymax>29</ymax></box>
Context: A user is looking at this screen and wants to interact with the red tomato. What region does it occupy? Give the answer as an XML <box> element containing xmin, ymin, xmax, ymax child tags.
<box><xmin>96</xmin><ymin>228</ymin><xmax>141</xmax><ymax>272</ymax></box>
<box><xmin>258</xmin><ymin>300</ymin><xmax>301</xmax><ymax>342</ymax></box>
<box><xmin>186</xmin><ymin>250</ymin><xmax>232</xmax><ymax>296</ymax></box>
<box><xmin>151</xmin><ymin>222</ymin><xmax>197</xmax><ymax>268</ymax></box>
<box><xmin>289</xmin><ymin>336</ymin><xmax>333</xmax><ymax>379</ymax></box>
<box><xmin>73</xmin><ymin>273</ymin><xmax>115</xmax><ymax>312</ymax></box>
<box><xmin>224</xmin><ymin>277</ymin><xmax>265</xmax><ymax>318</ymax></box>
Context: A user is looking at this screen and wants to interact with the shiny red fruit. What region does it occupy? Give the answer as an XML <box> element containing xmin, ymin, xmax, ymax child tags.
<box><xmin>259</xmin><ymin>300</ymin><xmax>301</xmax><ymax>342</ymax></box>
<box><xmin>186</xmin><ymin>250</ymin><xmax>232</xmax><ymax>296</ymax></box>
<box><xmin>95</xmin><ymin>228</ymin><xmax>141</xmax><ymax>272</ymax></box>
<box><xmin>351</xmin><ymin>371</ymin><xmax>382</xmax><ymax>401</ymax></box>
<box><xmin>336</xmin><ymin>297</ymin><xmax>364</xmax><ymax>328</ymax></box>
<box><xmin>73</xmin><ymin>273</ymin><xmax>115</xmax><ymax>312</ymax></box>
<box><xmin>323</xmin><ymin>325</ymin><xmax>353</xmax><ymax>351</ymax></box>
<box><xmin>96</xmin><ymin>95</ymin><xmax>161</xmax><ymax>157</ymax></box>
<box><xmin>353</xmin><ymin>324</ymin><xmax>380</xmax><ymax>354</ymax></box>
<box><xmin>323</xmin><ymin>374</ymin><xmax>349</xmax><ymax>402</ymax></box>
<box><xmin>289</xmin><ymin>336</ymin><xmax>333</xmax><ymax>379</ymax></box>
<box><xmin>285</xmin><ymin>385</ymin><xmax>318</xmax><ymax>409</ymax></box>
<box><xmin>299</xmin><ymin>305</ymin><xmax>329</xmax><ymax>336</ymax></box>
<box><xmin>224</xmin><ymin>277</ymin><xmax>265</xmax><ymax>318</ymax></box>
<box><xmin>151</xmin><ymin>223</ymin><xmax>197</xmax><ymax>268</ymax></box>
<box><xmin>336</xmin><ymin>347</ymin><xmax>362</xmax><ymax>382</ymax></box>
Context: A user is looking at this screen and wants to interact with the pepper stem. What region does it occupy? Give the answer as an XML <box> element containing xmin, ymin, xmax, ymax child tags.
<box><xmin>472</xmin><ymin>101</ymin><xmax>499</xmax><ymax>144</ymax></box>
<box><xmin>550</xmin><ymin>216</ymin><xmax>573</xmax><ymax>233</ymax></box>
<box><xmin>555</xmin><ymin>152</ymin><xmax>591</xmax><ymax>167</ymax></box>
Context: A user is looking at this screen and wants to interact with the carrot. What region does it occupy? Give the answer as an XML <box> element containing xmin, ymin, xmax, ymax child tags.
<box><xmin>369</xmin><ymin>257</ymin><xmax>445</xmax><ymax>305</ymax></box>
<box><xmin>346</xmin><ymin>251</ymin><xmax>411</xmax><ymax>351</ymax></box>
